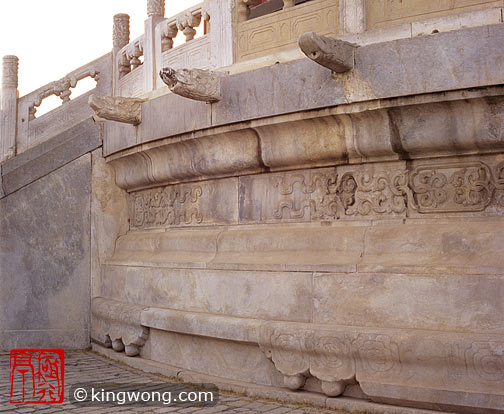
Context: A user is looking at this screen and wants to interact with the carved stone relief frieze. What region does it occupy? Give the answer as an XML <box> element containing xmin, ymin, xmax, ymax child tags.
<box><xmin>130</xmin><ymin>184</ymin><xmax>203</xmax><ymax>229</ymax></box>
<box><xmin>409</xmin><ymin>162</ymin><xmax>496</xmax><ymax>213</ymax></box>
<box><xmin>128</xmin><ymin>159</ymin><xmax>504</xmax><ymax>229</ymax></box>
<box><xmin>266</xmin><ymin>160</ymin><xmax>504</xmax><ymax>221</ymax></box>
<box><xmin>259</xmin><ymin>321</ymin><xmax>504</xmax><ymax>401</ymax></box>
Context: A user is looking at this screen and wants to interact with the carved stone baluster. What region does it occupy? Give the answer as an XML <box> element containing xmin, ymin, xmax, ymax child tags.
<box><xmin>161</xmin><ymin>23</ymin><xmax>178</xmax><ymax>52</ymax></box>
<box><xmin>237</xmin><ymin>0</ymin><xmax>251</xmax><ymax>21</ymax></box>
<box><xmin>147</xmin><ymin>0</ymin><xmax>165</xmax><ymax>17</ymax></box>
<box><xmin>176</xmin><ymin>12</ymin><xmax>201</xmax><ymax>42</ymax></box>
<box><xmin>128</xmin><ymin>44</ymin><xmax>143</xmax><ymax>70</ymax></box>
<box><xmin>118</xmin><ymin>52</ymin><xmax>131</xmax><ymax>78</ymax></box>
<box><xmin>28</xmin><ymin>106</ymin><xmax>37</xmax><ymax>121</ymax></box>
<box><xmin>201</xmin><ymin>3</ymin><xmax>210</xmax><ymax>33</ymax></box>
<box><xmin>60</xmin><ymin>88</ymin><xmax>72</xmax><ymax>103</ymax></box>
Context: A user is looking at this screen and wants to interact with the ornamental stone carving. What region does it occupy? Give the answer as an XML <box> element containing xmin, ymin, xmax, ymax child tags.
<box><xmin>130</xmin><ymin>184</ymin><xmax>203</xmax><ymax>229</ymax></box>
<box><xmin>91</xmin><ymin>297</ymin><xmax>149</xmax><ymax>357</ymax></box>
<box><xmin>298</xmin><ymin>32</ymin><xmax>357</xmax><ymax>73</ymax></box>
<box><xmin>147</xmin><ymin>0</ymin><xmax>165</xmax><ymax>17</ymax></box>
<box><xmin>159</xmin><ymin>67</ymin><xmax>224</xmax><ymax>103</ymax></box>
<box><xmin>346</xmin><ymin>169</ymin><xmax>411</xmax><ymax>216</ymax></box>
<box><xmin>2</xmin><ymin>55</ymin><xmax>18</xmax><ymax>89</ymax></box>
<box><xmin>113</xmin><ymin>13</ymin><xmax>130</xmax><ymax>50</ymax></box>
<box><xmin>410</xmin><ymin>162</ymin><xmax>495</xmax><ymax>213</ymax></box>
<box><xmin>88</xmin><ymin>94</ymin><xmax>145</xmax><ymax>125</ymax></box>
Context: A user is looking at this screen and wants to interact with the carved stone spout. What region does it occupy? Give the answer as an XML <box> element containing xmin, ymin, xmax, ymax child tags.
<box><xmin>159</xmin><ymin>67</ymin><xmax>224</xmax><ymax>103</ymax></box>
<box><xmin>88</xmin><ymin>94</ymin><xmax>145</xmax><ymax>125</ymax></box>
<box><xmin>298</xmin><ymin>32</ymin><xmax>357</xmax><ymax>73</ymax></box>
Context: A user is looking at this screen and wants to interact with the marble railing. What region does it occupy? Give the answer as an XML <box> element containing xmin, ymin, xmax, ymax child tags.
<box><xmin>116</xmin><ymin>35</ymin><xmax>145</xmax><ymax>98</ymax></box>
<box><xmin>1</xmin><ymin>53</ymin><xmax>112</xmax><ymax>158</ymax></box>
<box><xmin>156</xmin><ymin>4</ymin><xmax>210</xmax><ymax>71</ymax></box>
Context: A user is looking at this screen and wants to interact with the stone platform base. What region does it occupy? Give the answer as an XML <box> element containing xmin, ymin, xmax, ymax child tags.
<box><xmin>92</xmin><ymin>343</ymin><xmax>455</xmax><ymax>414</ymax></box>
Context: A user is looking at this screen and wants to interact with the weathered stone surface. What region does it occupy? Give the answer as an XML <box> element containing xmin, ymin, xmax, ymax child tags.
<box><xmin>362</xmin><ymin>219</ymin><xmax>504</xmax><ymax>271</ymax></box>
<box><xmin>214</xmin><ymin>59</ymin><xmax>343</xmax><ymax>126</ymax></box>
<box><xmin>0</xmin><ymin>155</ymin><xmax>91</xmax><ymax>349</ymax></box>
<box><xmin>211</xmin><ymin>224</ymin><xmax>364</xmax><ymax>272</ymax></box>
<box><xmin>109</xmin><ymin>228</ymin><xmax>221</xmax><ymax>267</ymax></box>
<box><xmin>90</xmin><ymin>149</ymin><xmax>129</xmax><ymax>298</ymax></box>
<box><xmin>365</xmin><ymin>0</ymin><xmax>500</xmax><ymax>30</ymax></box>
<box><xmin>102</xmin><ymin>265</ymin><xmax>313</xmax><ymax>322</ymax></box>
<box><xmin>313</xmin><ymin>272</ymin><xmax>504</xmax><ymax>333</ymax></box>
<box><xmin>1</xmin><ymin>118</ymin><xmax>101</xmax><ymax>196</ymax></box>
<box><xmin>111</xmin><ymin>129</ymin><xmax>262</xmax><ymax>190</ymax></box>
<box><xmin>136</xmin><ymin>92</ymin><xmax>212</xmax><ymax>146</ymax></box>
<box><xmin>149</xmin><ymin>328</ymin><xmax>284</xmax><ymax>387</ymax></box>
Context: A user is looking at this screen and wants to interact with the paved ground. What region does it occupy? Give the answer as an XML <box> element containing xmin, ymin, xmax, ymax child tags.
<box><xmin>0</xmin><ymin>351</ymin><xmax>339</xmax><ymax>413</ymax></box>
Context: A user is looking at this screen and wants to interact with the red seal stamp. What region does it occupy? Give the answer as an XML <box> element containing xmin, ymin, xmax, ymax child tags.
<box><xmin>9</xmin><ymin>349</ymin><xmax>64</xmax><ymax>404</ymax></box>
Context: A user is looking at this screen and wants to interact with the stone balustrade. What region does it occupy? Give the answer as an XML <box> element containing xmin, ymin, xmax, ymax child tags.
<box><xmin>4</xmin><ymin>53</ymin><xmax>111</xmax><ymax>157</ymax></box>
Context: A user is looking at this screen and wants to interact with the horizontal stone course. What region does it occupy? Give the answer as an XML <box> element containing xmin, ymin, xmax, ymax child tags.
<box><xmin>1</xmin><ymin>118</ymin><xmax>101</xmax><ymax>196</ymax></box>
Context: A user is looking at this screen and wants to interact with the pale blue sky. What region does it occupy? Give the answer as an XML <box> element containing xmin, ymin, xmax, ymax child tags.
<box><xmin>0</xmin><ymin>0</ymin><xmax>200</xmax><ymax>96</ymax></box>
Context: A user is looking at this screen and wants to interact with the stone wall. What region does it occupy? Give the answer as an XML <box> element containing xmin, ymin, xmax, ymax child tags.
<box><xmin>91</xmin><ymin>23</ymin><xmax>504</xmax><ymax>414</ymax></box>
<box><xmin>0</xmin><ymin>120</ymin><xmax>101</xmax><ymax>349</ymax></box>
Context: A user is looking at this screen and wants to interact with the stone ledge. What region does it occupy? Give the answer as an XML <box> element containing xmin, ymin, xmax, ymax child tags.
<box><xmin>1</xmin><ymin>118</ymin><xmax>101</xmax><ymax>196</ymax></box>
<box><xmin>109</xmin><ymin>92</ymin><xmax>504</xmax><ymax>191</ymax></box>
<box><xmin>107</xmin><ymin>220</ymin><xmax>504</xmax><ymax>274</ymax></box>
<box><xmin>91</xmin><ymin>339</ymin><xmax>485</xmax><ymax>414</ymax></box>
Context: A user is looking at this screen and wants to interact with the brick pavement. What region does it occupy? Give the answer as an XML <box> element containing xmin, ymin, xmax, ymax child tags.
<box><xmin>0</xmin><ymin>351</ymin><xmax>340</xmax><ymax>413</ymax></box>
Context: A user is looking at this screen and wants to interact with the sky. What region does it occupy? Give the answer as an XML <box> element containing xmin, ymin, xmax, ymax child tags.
<box><xmin>0</xmin><ymin>0</ymin><xmax>200</xmax><ymax>98</ymax></box>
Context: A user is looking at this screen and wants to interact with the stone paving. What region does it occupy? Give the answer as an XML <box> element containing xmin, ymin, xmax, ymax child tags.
<box><xmin>0</xmin><ymin>351</ymin><xmax>341</xmax><ymax>413</ymax></box>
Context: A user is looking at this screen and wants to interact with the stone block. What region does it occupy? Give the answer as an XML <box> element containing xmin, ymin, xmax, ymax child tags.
<box><xmin>109</xmin><ymin>228</ymin><xmax>221</xmax><ymax>267</ymax></box>
<box><xmin>254</xmin><ymin>117</ymin><xmax>348</xmax><ymax>170</ymax></box>
<box><xmin>149</xmin><ymin>328</ymin><xmax>284</xmax><ymax>387</ymax></box>
<box><xmin>411</xmin><ymin>7</ymin><xmax>502</xmax><ymax>37</ymax></box>
<box><xmin>137</xmin><ymin>92</ymin><xmax>212</xmax><ymax>144</ymax></box>
<box><xmin>354</xmin><ymin>24</ymin><xmax>504</xmax><ymax>99</ymax></box>
<box><xmin>90</xmin><ymin>150</ymin><xmax>129</xmax><ymax>298</ymax></box>
<box><xmin>313</xmin><ymin>272</ymin><xmax>504</xmax><ymax>333</ymax></box>
<box><xmin>1</xmin><ymin>118</ymin><xmax>101</xmax><ymax>196</ymax></box>
<box><xmin>211</xmin><ymin>223</ymin><xmax>365</xmax><ymax>272</ymax></box>
<box><xmin>111</xmin><ymin>130</ymin><xmax>262</xmax><ymax>190</ymax></box>
<box><xmin>102</xmin><ymin>265</ymin><xmax>313</xmax><ymax>322</ymax></box>
<box><xmin>365</xmin><ymin>0</ymin><xmax>501</xmax><ymax>30</ymax></box>
<box><xmin>361</xmin><ymin>219</ymin><xmax>504</xmax><ymax>272</ymax></box>
<box><xmin>214</xmin><ymin>58</ymin><xmax>345</xmax><ymax>126</ymax></box>
<box><xmin>128</xmin><ymin>177</ymin><xmax>238</xmax><ymax>229</ymax></box>
<box><xmin>103</xmin><ymin>120</ymin><xmax>137</xmax><ymax>156</ymax></box>
<box><xmin>0</xmin><ymin>155</ymin><xmax>91</xmax><ymax>349</ymax></box>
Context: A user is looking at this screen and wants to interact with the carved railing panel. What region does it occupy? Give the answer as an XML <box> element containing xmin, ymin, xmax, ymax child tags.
<box><xmin>236</xmin><ymin>0</ymin><xmax>339</xmax><ymax>62</ymax></box>
<box><xmin>366</xmin><ymin>0</ymin><xmax>501</xmax><ymax>30</ymax></box>
<box><xmin>16</xmin><ymin>53</ymin><xmax>112</xmax><ymax>153</ymax></box>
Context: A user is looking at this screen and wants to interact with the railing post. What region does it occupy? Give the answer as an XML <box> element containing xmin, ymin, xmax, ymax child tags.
<box><xmin>209</xmin><ymin>0</ymin><xmax>234</xmax><ymax>68</ymax></box>
<box><xmin>1</xmin><ymin>55</ymin><xmax>19</xmax><ymax>161</ymax></box>
<box><xmin>145</xmin><ymin>0</ymin><xmax>165</xmax><ymax>92</ymax></box>
<box><xmin>340</xmin><ymin>0</ymin><xmax>366</xmax><ymax>35</ymax></box>
<box><xmin>113</xmin><ymin>13</ymin><xmax>130</xmax><ymax>95</ymax></box>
